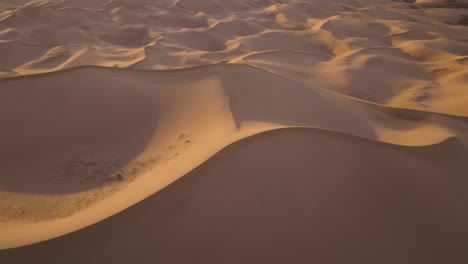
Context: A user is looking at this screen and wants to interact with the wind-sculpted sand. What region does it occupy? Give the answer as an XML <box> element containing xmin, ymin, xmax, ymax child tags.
<box><xmin>0</xmin><ymin>0</ymin><xmax>467</xmax><ymax>263</ymax></box>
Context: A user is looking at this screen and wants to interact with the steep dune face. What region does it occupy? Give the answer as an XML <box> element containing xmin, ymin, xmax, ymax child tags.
<box><xmin>1</xmin><ymin>128</ymin><xmax>467</xmax><ymax>263</ymax></box>
<box><xmin>1</xmin><ymin>63</ymin><xmax>467</xmax><ymax>250</ymax></box>
<box><xmin>0</xmin><ymin>0</ymin><xmax>467</xmax><ymax>262</ymax></box>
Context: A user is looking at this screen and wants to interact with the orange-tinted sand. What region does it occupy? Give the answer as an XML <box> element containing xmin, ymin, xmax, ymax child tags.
<box><xmin>1</xmin><ymin>0</ymin><xmax>468</xmax><ymax>263</ymax></box>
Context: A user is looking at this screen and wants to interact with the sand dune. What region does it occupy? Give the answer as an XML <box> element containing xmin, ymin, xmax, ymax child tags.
<box><xmin>0</xmin><ymin>0</ymin><xmax>467</xmax><ymax>263</ymax></box>
<box><xmin>1</xmin><ymin>0</ymin><xmax>467</xmax><ymax>115</ymax></box>
<box><xmin>1</xmin><ymin>128</ymin><xmax>467</xmax><ymax>263</ymax></box>
<box><xmin>1</xmin><ymin>63</ymin><xmax>467</xmax><ymax>250</ymax></box>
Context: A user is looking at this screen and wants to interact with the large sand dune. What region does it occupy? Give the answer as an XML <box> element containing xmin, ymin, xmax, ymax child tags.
<box><xmin>2</xmin><ymin>128</ymin><xmax>468</xmax><ymax>263</ymax></box>
<box><xmin>0</xmin><ymin>0</ymin><xmax>467</xmax><ymax>263</ymax></box>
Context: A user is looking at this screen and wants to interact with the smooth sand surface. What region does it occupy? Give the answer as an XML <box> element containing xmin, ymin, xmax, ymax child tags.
<box><xmin>0</xmin><ymin>0</ymin><xmax>468</xmax><ymax>263</ymax></box>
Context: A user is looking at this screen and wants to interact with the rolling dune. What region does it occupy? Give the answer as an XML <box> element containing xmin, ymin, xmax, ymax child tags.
<box><xmin>0</xmin><ymin>0</ymin><xmax>467</xmax><ymax>263</ymax></box>
<box><xmin>2</xmin><ymin>128</ymin><xmax>468</xmax><ymax>263</ymax></box>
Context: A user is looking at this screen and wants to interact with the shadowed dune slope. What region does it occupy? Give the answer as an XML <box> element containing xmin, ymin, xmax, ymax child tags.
<box><xmin>1</xmin><ymin>128</ymin><xmax>467</xmax><ymax>264</ymax></box>
<box><xmin>0</xmin><ymin>0</ymin><xmax>468</xmax><ymax>260</ymax></box>
<box><xmin>1</xmin><ymin>64</ymin><xmax>468</xmax><ymax>248</ymax></box>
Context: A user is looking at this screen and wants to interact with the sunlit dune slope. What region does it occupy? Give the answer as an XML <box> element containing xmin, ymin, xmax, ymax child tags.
<box><xmin>1</xmin><ymin>128</ymin><xmax>467</xmax><ymax>263</ymax></box>
<box><xmin>0</xmin><ymin>0</ymin><xmax>467</xmax><ymax>261</ymax></box>
<box><xmin>1</xmin><ymin>64</ymin><xmax>467</xmax><ymax>248</ymax></box>
<box><xmin>1</xmin><ymin>0</ymin><xmax>468</xmax><ymax>114</ymax></box>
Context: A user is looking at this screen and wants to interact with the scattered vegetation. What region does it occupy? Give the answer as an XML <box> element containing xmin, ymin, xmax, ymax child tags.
<box><xmin>115</xmin><ymin>173</ymin><xmax>124</xmax><ymax>181</ymax></box>
<box><xmin>7</xmin><ymin>131</ymin><xmax>195</xmax><ymax>222</ymax></box>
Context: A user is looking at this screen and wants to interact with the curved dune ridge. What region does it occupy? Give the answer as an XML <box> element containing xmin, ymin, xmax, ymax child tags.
<box><xmin>0</xmin><ymin>0</ymin><xmax>468</xmax><ymax>263</ymax></box>
<box><xmin>1</xmin><ymin>128</ymin><xmax>468</xmax><ymax>263</ymax></box>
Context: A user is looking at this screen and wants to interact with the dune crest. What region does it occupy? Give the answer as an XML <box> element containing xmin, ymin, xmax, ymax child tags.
<box><xmin>1</xmin><ymin>0</ymin><xmax>468</xmax><ymax>114</ymax></box>
<box><xmin>1</xmin><ymin>63</ymin><xmax>468</xmax><ymax>249</ymax></box>
<box><xmin>1</xmin><ymin>127</ymin><xmax>468</xmax><ymax>263</ymax></box>
<box><xmin>0</xmin><ymin>0</ymin><xmax>467</xmax><ymax>263</ymax></box>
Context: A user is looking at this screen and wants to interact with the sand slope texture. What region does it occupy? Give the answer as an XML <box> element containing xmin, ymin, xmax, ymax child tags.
<box><xmin>0</xmin><ymin>0</ymin><xmax>468</xmax><ymax>263</ymax></box>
